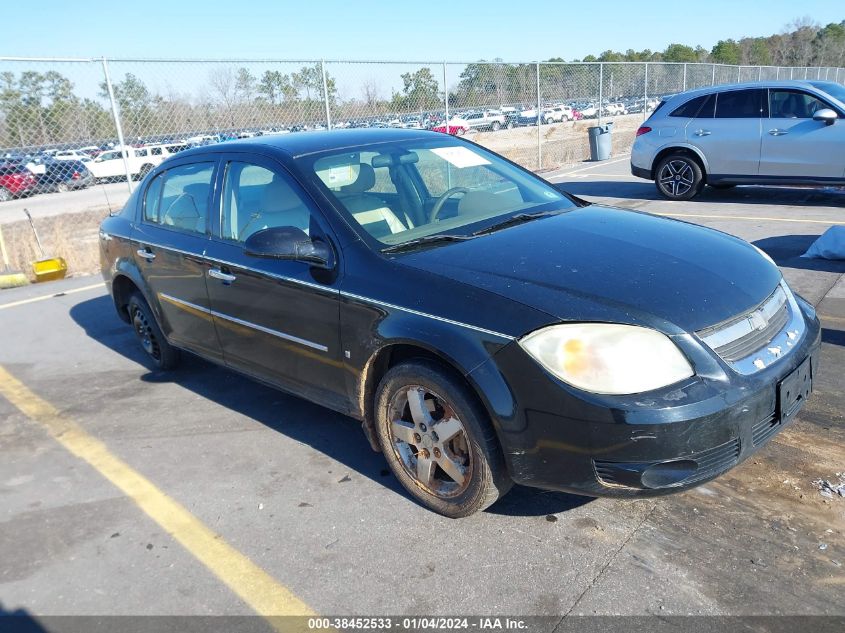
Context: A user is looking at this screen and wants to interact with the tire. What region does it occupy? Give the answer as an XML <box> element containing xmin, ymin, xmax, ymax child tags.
<box><xmin>374</xmin><ymin>359</ymin><xmax>512</xmax><ymax>517</ymax></box>
<box><xmin>0</xmin><ymin>187</ymin><xmax>10</xmax><ymax>202</ymax></box>
<box><xmin>136</xmin><ymin>164</ymin><xmax>153</xmax><ymax>181</ymax></box>
<box><xmin>56</xmin><ymin>182</ymin><xmax>69</xmax><ymax>193</ymax></box>
<box><xmin>506</xmin><ymin>121</ymin><xmax>514</xmax><ymax>130</ymax></box>
<box><xmin>654</xmin><ymin>154</ymin><xmax>704</xmax><ymax>200</ymax></box>
<box><xmin>127</xmin><ymin>293</ymin><xmax>180</xmax><ymax>370</ymax></box>
<box><xmin>491</xmin><ymin>121</ymin><xmax>501</xmax><ymax>131</ymax></box>
<box><xmin>455</xmin><ymin>128</ymin><xmax>465</xmax><ymax>137</ymax></box>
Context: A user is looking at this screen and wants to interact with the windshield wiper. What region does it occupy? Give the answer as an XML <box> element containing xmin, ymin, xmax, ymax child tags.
<box><xmin>471</xmin><ymin>210</ymin><xmax>564</xmax><ymax>236</ymax></box>
<box><xmin>381</xmin><ymin>234</ymin><xmax>475</xmax><ymax>254</ymax></box>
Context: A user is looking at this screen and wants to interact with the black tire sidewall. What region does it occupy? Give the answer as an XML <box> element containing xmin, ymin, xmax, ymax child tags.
<box><xmin>655</xmin><ymin>155</ymin><xmax>704</xmax><ymax>200</ymax></box>
<box><xmin>128</xmin><ymin>293</ymin><xmax>179</xmax><ymax>370</ymax></box>
<box><xmin>374</xmin><ymin>360</ymin><xmax>510</xmax><ymax>518</ymax></box>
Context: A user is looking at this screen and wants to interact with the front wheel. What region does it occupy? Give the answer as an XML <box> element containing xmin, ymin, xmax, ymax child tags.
<box><xmin>128</xmin><ymin>293</ymin><xmax>180</xmax><ymax>370</ymax></box>
<box><xmin>491</xmin><ymin>121</ymin><xmax>501</xmax><ymax>131</ymax></box>
<box><xmin>655</xmin><ymin>154</ymin><xmax>704</xmax><ymax>200</ymax></box>
<box><xmin>0</xmin><ymin>187</ymin><xmax>10</xmax><ymax>202</ymax></box>
<box><xmin>374</xmin><ymin>360</ymin><xmax>512</xmax><ymax>517</ymax></box>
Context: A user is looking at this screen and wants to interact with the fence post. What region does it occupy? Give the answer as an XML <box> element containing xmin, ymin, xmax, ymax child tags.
<box><xmin>643</xmin><ymin>62</ymin><xmax>649</xmax><ymax>121</ymax></box>
<box><xmin>711</xmin><ymin>64</ymin><xmax>716</xmax><ymax>85</ymax></box>
<box><xmin>737</xmin><ymin>66</ymin><xmax>741</xmax><ymax>82</ymax></box>
<box><xmin>320</xmin><ymin>60</ymin><xmax>332</xmax><ymax>129</ymax></box>
<box><xmin>101</xmin><ymin>57</ymin><xmax>134</xmax><ymax>193</ymax></box>
<box><xmin>598</xmin><ymin>62</ymin><xmax>603</xmax><ymax>126</ymax></box>
<box><xmin>776</xmin><ymin>66</ymin><xmax>780</xmax><ymax>80</ymax></box>
<box><xmin>758</xmin><ymin>66</ymin><xmax>762</xmax><ymax>81</ymax></box>
<box><xmin>443</xmin><ymin>61</ymin><xmax>449</xmax><ymax>127</ymax></box>
<box><xmin>682</xmin><ymin>63</ymin><xmax>687</xmax><ymax>91</ymax></box>
<box><xmin>536</xmin><ymin>61</ymin><xmax>542</xmax><ymax>170</ymax></box>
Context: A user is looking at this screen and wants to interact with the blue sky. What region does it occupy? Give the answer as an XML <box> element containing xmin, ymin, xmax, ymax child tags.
<box><xmin>3</xmin><ymin>1</ymin><xmax>841</xmax><ymax>61</ymax></box>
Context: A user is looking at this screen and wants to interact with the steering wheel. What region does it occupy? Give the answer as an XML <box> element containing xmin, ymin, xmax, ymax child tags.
<box><xmin>429</xmin><ymin>187</ymin><xmax>470</xmax><ymax>222</ymax></box>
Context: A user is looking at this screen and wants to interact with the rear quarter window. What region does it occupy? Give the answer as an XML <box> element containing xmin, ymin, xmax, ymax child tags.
<box><xmin>670</xmin><ymin>94</ymin><xmax>715</xmax><ymax>118</ymax></box>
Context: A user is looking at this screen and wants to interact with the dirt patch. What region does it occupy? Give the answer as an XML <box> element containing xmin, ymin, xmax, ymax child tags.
<box><xmin>0</xmin><ymin>208</ymin><xmax>108</xmax><ymax>280</ymax></box>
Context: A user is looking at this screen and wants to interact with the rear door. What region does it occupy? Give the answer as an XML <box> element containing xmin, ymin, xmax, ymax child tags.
<box><xmin>131</xmin><ymin>158</ymin><xmax>222</xmax><ymax>361</ymax></box>
<box><xmin>759</xmin><ymin>88</ymin><xmax>845</xmax><ymax>179</ymax></box>
<box><xmin>684</xmin><ymin>88</ymin><xmax>765</xmax><ymax>177</ymax></box>
<box><xmin>203</xmin><ymin>155</ymin><xmax>347</xmax><ymax>412</ymax></box>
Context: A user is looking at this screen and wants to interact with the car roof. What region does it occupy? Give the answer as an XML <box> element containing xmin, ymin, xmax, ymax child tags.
<box><xmin>173</xmin><ymin>128</ymin><xmax>436</xmax><ymax>160</ymax></box>
<box><xmin>664</xmin><ymin>80</ymin><xmax>831</xmax><ymax>103</ymax></box>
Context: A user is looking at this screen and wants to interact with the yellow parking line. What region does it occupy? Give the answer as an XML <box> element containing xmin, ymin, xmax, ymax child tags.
<box><xmin>0</xmin><ymin>282</ymin><xmax>104</xmax><ymax>310</ymax></box>
<box><xmin>0</xmin><ymin>365</ymin><xmax>314</xmax><ymax>623</ymax></box>
<box><xmin>654</xmin><ymin>212</ymin><xmax>845</xmax><ymax>226</ymax></box>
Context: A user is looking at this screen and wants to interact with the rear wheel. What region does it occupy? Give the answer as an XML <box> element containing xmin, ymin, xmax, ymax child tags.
<box><xmin>128</xmin><ymin>293</ymin><xmax>180</xmax><ymax>370</ymax></box>
<box><xmin>56</xmin><ymin>182</ymin><xmax>69</xmax><ymax>193</ymax></box>
<box><xmin>0</xmin><ymin>187</ymin><xmax>10</xmax><ymax>202</ymax></box>
<box><xmin>455</xmin><ymin>128</ymin><xmax>465</xmax><ymax>137</ymax></box>
<box><xmin>374</xmin><ymin>360</ymin><xmax>512</xmax><ymax>518</ymax></box>
<box><xmin>491</xmin><ymin>121</ymin><xmax>501</xmax><ymax>131</ymax></box>
<box><xmin>655</xmin><ymin>154</ymin><xmax>704</xmax><ymax>200</ymax></box>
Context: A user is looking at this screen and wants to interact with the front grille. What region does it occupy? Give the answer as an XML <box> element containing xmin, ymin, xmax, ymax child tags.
<box><xmin>714</xmin><ymin>302</ymin><xmax>789</xmax><ymax>361</ymax></box>
<box><xmin>752</xmin><ymin>412</ymin><xmax>781</xmax><ymax>446</ymax></box>
<box><xmin>682</xmin><ymin>437</ymin><xmax>742</xmax><ymax>485</ymax></box>
<box><xmin>697</xmin><ymin>284</ymin><xmax>790</xmax><ymax>363</ymax></box>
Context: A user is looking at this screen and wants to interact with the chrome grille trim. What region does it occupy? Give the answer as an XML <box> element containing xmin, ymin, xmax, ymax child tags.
<box><xmin>696</xmin><ymin>281</ymin><xmax>806</xmax><ymax>375</ymax></box>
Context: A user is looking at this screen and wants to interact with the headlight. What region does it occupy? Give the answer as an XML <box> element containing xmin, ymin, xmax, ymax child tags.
<box><xmin>519</xmin><ymin>323</ymin><xmax>694</xmax><ymax>395</ymax></box>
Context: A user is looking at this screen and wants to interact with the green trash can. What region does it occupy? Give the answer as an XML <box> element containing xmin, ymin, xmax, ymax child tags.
<box><xmin>587</xmin><ymin>122</ymin><xmax>613</xmax><ymax>161</ymax></box>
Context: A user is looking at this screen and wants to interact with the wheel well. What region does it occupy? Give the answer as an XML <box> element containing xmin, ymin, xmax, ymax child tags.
<box><xmin>652</xmin><ymin>147</ymin><xmax>706</xmax><ymax>180</ymax></box>
<box><xmin>111</xmin><ymin>275</ymin><xmax>140</xmax><ymax>323</ymax></box>
<box><xmin>360</xmin><ymin>344</ymin><xmax>492</xmax><ymax>447</ymax></box>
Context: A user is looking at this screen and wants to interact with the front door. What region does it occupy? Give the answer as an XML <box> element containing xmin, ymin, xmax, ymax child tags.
<box><xmin>686</xmin><ymin>88</ymin><xmax>765</xmax><ymax>177</ymax></box>
<box><xmin>759</xmin><ymin>88</ymin><xmax>845</xmax><ymax>179</ymax></box>
<box><xmin>132</xmin><ymin>159</ymin><xmax>222</xmax><ymax>361</ymax></box>
<box><xmin>203</xmin><ymin>157</ymin><xmax>347</xmax><ymax>412</ymax></box>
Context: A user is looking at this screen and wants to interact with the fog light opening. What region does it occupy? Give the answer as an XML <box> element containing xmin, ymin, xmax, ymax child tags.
<box><xmin>640</xmin><ymin>459</ymin><xmax>698</xmax><ymax>489</ymax></box>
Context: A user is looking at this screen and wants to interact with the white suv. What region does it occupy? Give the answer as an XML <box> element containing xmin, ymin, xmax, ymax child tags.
<box><xmin>89</xmin><ymin>145</ymin><xmax>173</xmax><ymax>181</ymax></box>
<box><xmin>543</xmin><ymin>105</ymin><xmax>574</xmax><ymax>124</ymax></box>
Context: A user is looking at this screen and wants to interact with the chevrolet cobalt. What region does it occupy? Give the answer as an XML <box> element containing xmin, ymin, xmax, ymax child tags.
<box><xmin>99</xmin><ymin>129</ymin><xmax>820</xmax><ymax>517</ymax></box>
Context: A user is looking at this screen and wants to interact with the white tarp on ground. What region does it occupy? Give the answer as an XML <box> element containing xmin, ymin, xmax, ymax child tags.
<box><xmin>802</xmin><ymin>226</ymin><xmax>845</xmax><ymax>260</ymax></box>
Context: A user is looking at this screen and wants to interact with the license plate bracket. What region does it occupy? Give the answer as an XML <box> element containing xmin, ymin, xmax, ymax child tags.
<box><xmin>777</xmin><ymin>357</ymin><xmax>813</xmax><ymax>424</ymax></box>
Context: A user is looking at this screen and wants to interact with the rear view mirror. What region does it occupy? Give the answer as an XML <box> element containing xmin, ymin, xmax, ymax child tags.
<box><xmin>244</xmin><ymin>226</ymin><xmax>333</xmax><ymax>269</ymax></box>
<box><xmin>813</xmin><ymin>108</ymin><xmax>838</xmax><ymax>125</ymax></box>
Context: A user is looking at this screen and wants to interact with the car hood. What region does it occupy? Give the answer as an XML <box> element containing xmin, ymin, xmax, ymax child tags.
<box><xmin>396</xmin><ymin>206</ymin><xmax>781</xmax><ymax>334</ymax></box>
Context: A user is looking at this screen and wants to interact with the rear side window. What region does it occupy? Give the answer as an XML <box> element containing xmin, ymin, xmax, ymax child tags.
<box><xmin>143</xmin><ymin>162</ymin><xmax>214</xmax><ymax>234</ymax></box>
<box><xmin>670</xmin><ymin>94</ymin><xmax>715</xmax><ymax>118</ymax></box>
<box><xmin>769</xmin><ymin>89</ymin><xmax>830</xmax><ymax>118</ymax></box>
<box><xmin>715</xmin><ymin>89</ymin><xmax>766</xmax><ymax>118</ymax></box>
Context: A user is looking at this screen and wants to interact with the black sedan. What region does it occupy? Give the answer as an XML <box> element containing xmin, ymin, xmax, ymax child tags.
<box><xmin>99</xmin><ymin>129</ymin><xmax>820</xmax><ymax>517</ymax></box>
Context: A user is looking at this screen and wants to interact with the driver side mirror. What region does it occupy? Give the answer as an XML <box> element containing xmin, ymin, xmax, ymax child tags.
<box><xmin>813</xmin><ymin>108</ymin><xmax>838</xmax><ymax>125</ymax></box>
<box><xmin>243</xmin><ymin>226</ymin><xmax>333</xmax><ymax>269</ymax></box>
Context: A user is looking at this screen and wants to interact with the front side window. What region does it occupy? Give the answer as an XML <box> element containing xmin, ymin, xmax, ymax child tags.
<box><xmin>220</xmin><ymin>162</ymin><xmax>312</xmax><ymax>242</ymax></box>
<box><xmin>715</xmin><ymin>89</ymin><xmax>766</xmax><ymax>118</ymax></box>
<box><xmin>769</xmin><ymin>89</ymin><xmax>829</xmax><ymax>118</ymax></box>
<box><xmin>304</xmin><ymin>138</ymin><xmax>574</xmax><ymax>246</ymax></box>
<box><xmin>143</xmin><ymin>162</ymin><xmax>214</xmax><ymax>234</ymax></box>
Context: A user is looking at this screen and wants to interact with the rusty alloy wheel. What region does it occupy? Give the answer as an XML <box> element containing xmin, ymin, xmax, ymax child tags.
<box><xmin>386</xmin><ymin>386</ymin><xmax>473</xmax><ymax>498</ymax></box>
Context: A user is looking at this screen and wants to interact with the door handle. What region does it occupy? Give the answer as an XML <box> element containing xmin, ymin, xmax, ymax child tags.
<box><xmin>769</xmin><ymin>129</ymin><xmax>789</xmax><ymax>136</ymax></box>
<box><xmin>693</xmin><ymin>129</ymin><xmax>711</xmax><ymax>136</ymax></box>
<box><xmin>136</xmin><ymin>248</ymin><xmax>155</xmax><ymax>261</ymax></box>
<box><xmin>208</xmin><ymin>268</ymin><xmax>237</xmax><ymax>283</ymax></box>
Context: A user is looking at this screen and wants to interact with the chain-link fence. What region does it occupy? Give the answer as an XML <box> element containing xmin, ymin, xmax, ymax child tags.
<box><xmin>1</xmin><ymin>57</ymin><xmax>843</xmax><ymax>280</ymax></box>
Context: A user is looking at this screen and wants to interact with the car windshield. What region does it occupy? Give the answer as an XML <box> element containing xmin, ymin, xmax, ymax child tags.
<box><xmin>301</xmin><ymin>137</ymin><xmax>575</xmax><ymax>248</ymax></box>
<box><xmin>809</xmin><ymin>81</ymin><xmax>845</xmax><ymax>105</ymax></box>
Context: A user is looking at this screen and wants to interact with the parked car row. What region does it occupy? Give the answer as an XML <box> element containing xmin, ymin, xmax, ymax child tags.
<box><xmin>0</xmin><ymin>160</ymin><xmax>93</xmax><ymax>201</ymax></box>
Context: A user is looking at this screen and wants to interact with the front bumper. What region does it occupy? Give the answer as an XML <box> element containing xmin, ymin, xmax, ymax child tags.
<box><xmin>469</xmin><ymin>298</ymin><xmax>821</xmax><ymax>497</ymax></box>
